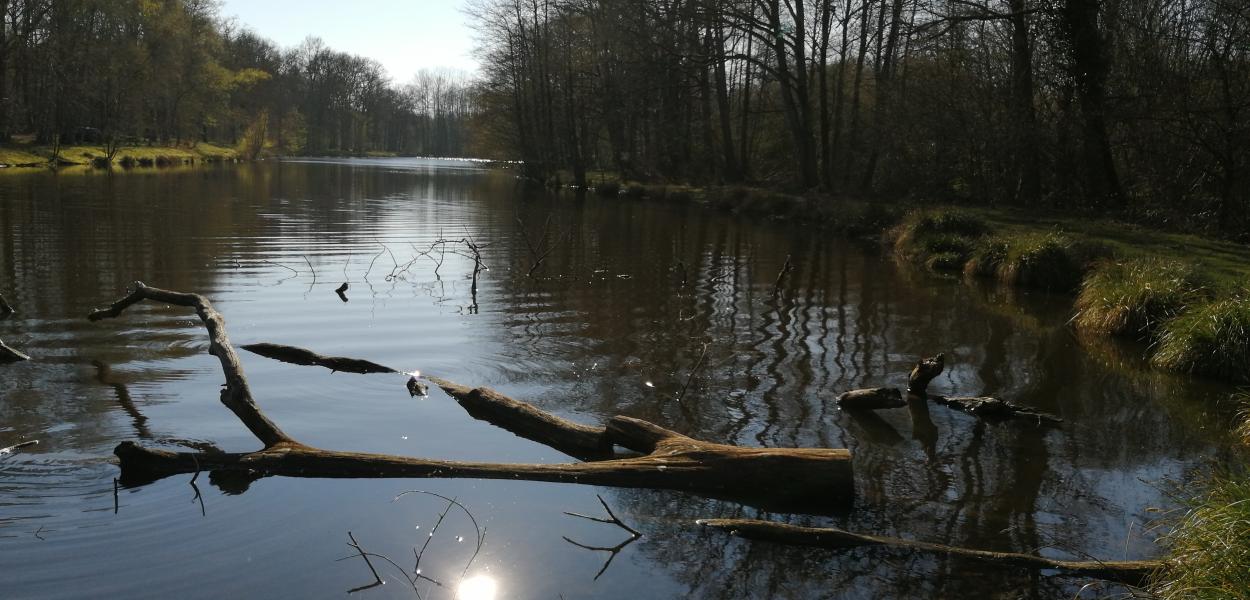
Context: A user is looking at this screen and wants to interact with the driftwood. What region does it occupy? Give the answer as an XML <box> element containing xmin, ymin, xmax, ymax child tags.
<box><xmin>91</xmin><ymin>282</ymin><xmax>853</xmax><ymax>512</ymax></box>
<box><xmin>906</xmin><ymin>354</ymin><xmax>1062</xmax><ymax>425</ymax></box>
<box><xmin>836</xmin><ymin>387</ymin><xmax>904</xmax><ymax>410</ymax></box>
<box><xmin>239</xmin><ymin>342</ymin><xmax>397</xmax><ymax>375</ymax></box>
<box><xmin>836</xmin><ymin>354</ymin><xmax>947</xmax><ymax>410</ymax></box>
<box><xmin>932</xmin><ymin>395</ymin><xmax>1063</xmax><ymax>425</ymax></box>
<box><xmin>698</xmin><ymin>518</ymin><xmax>1160</xmax><ymax>587</ymax></box>
<box><xmin>0</xmin><ymin>440</ymin><xmax>38</xmax><ymax>456</ymax></box>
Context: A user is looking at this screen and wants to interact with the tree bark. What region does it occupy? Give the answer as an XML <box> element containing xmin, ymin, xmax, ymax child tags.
<box><xmin>698</xmin><ymin>518</ymin><xmax>1160</xmax><ymax>586</ymax></box>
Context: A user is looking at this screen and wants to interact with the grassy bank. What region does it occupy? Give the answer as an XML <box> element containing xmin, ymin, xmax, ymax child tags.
<box><xmin>0</xmin><ymin>142</ymin><xmax>240</xmax><ymax>170</ymax></box>
<box><xmin>885</xmin><ymin>208</ymin><xmax>1250</xmax><ymax>383</ymax></box>
<box><xmin>1149</xmin><ymin>472</ymin><xmax>1250</xmax><ymax>599</ymax></box>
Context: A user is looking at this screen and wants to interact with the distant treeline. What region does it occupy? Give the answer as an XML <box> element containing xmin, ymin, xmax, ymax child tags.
<box><xmin>0</xmin><ymin>0</ymin><xmax>476</xmax><ymax>157</ymax></box>
<box><xmin>471</xmin><ymin>0</ymin><xmax>1249</xmax><ymax>234</ymax></box>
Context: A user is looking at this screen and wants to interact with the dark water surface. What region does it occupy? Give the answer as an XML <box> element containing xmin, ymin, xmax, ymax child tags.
<box><xmin>0</xmin><ymin>158</ymin><xmax>1239</xmax><ymax>599</ymax></box>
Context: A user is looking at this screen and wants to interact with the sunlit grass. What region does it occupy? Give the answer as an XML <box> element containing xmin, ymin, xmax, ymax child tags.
<box><xmin>1150</xmin><ymin>473</ymin><xmax>1250</xmax><ymax>600</ymax></box>
<box><xmin>1074</xmin><ymin>258</ymin><xmax>1211</xmax><ymax>337</ymax></box>
<box><xmin>1152</xmin><ymin>297</ymin><xmax>1250</xmax><ymax>382</ymax></box>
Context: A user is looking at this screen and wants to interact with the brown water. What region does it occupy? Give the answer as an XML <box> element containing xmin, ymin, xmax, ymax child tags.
<box><xmin>0</xmin><ymin>158</ymin><xmax>1239</xmax><ymax>599</ymax></box>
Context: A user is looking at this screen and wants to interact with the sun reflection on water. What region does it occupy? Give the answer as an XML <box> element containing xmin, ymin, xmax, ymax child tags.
<box><xmin>456</xmin><ymin>575</ymin><xmax>498</xmax><ymax>600</ymax></box>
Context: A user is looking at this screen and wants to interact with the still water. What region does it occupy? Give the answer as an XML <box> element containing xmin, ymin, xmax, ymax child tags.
<box><xmin>0</xmin><ymin>158</ymin><xmax>1239</xmax><ymax>599</ymax></box>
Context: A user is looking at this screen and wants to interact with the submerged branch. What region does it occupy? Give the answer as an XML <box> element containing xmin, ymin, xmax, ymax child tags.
<box><xmin>698</xmin><ymin>518</ymin><xmax>1159</xmax><ymax>586</ymax></box>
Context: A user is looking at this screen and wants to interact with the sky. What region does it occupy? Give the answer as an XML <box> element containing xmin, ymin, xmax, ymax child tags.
<box><xmin>218</xmin><ymin>0</ymin><xmax>480</xmax><ymax>83</ymax></box>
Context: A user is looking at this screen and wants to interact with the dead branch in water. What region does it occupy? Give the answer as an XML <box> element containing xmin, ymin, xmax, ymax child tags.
<box><xmin>698</xmin><ymin>518</ymin><xmax>1159</xmax><ymax>586</ymax></box>
<box><xmin>0</xmin><ymin>338</ymin><xmax>30</xmax><ymax>362</ymax></box>
<box><xmin>772</xmin><ymin>254</ymin><xmax>794</xmax><ymax>299</ymax></box>
<box><xmin>563</xmin><ymin>495</ymin><xmax>642</xmax><ymax>580</ymax></box>
<box><xmin>0</xmin><ymin>291</ymin><xmax>14</xmax><ymax>317</ymax></box>
<box><xmin>905</xmin><ymin>353</ymin><xmax>1062</xmax><ymax>425</ymax></box>
<box><xmin>517</xmin><ymin>214</ymin><xmax>564</xmax><ymax>277</ymax></box>
<box><xmin>0</xmin><ymin>440</ymin><xmax>38</xmax><ymax>456</ymax></box>
<box><xmin>91</xmin><ymin>282</ymin><xmax>853</xmax><ymax>513</ymax></box>
<box><xmin>240</xmin><ymin>342</ymin><xmax>398</xmax><ymax>375</ymax></box>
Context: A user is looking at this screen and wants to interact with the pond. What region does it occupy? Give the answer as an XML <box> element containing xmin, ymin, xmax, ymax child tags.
<box><xmin>0</xmin><ymin>158</ymin><xmax>1239</xmax><ymax>599</ymax></box>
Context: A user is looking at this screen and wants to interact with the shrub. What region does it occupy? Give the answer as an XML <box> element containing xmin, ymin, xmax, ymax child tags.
<box><xmin>118</xmin><ymin>156</ymin><xmax>137</xmax><ymax>168</ymax></box>
<box><xmin>137</xmin><ymin>157</ymin><xmax>155</xmax><ymax>167</ymax></box>
<box><xmin>1150</xmin><ymin>473</ymin><xmax>1250</xmax><ymax>599</ymax></box>
<box><xmin>1152</xmin><ymin>296</ymin><xmax>1250</xmax><ymax>382</ymax></box>
<box><xmin>154</xmin><ymin>155</ymin><xmax>174</xmax><ymax>167</ymax></box>
<box><xmin>1074</xmin><ymin>259</ymin><xmax>1210</xmax><ymax>337</ymax></box>
<box><xmin>90</xmin><ymin>156</ymin><xmax>110</xmax><ymax>169</ymax></box>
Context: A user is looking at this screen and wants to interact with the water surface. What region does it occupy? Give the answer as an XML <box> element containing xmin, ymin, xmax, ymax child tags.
<box><xmin>0</xmin><ymin>158</ymin><xmax>1239</xmax><ymax>599</ymax></box>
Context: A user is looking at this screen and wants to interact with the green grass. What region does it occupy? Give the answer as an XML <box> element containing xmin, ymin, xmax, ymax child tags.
<box><xmin>1074</xmin><ymin>258</ymin><xmax>1211</xmax><ymax>337</ymax></box>
<box><xmin>0</xmin><ymin>142</ymin><xmax>241</xmax><ymax>170</ymax></box>
<box><xmin>994</xmin><ymin>232</ymin><xmax>1113</xmax><ymax>293</ymax></box>
<box><xmin>889</xmin><ymin>209</ymin><xmax>991</xmax><ymax>266</ymax></box>
<box><xmin>1152</xmin><ymin>297</ymin><xmax>1250</xmax><ymax>382</ymax></box>
<box><xmin>1150</xmin><ymin>473</ymin><xmax>1250</xmax><ymax>600</ymax></box>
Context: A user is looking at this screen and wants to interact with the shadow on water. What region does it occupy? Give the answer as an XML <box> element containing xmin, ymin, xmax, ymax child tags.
<box><xmin>0</xmin><ymin>158</ymin><xmax>1241</xmax><ymax>598</ymax></box>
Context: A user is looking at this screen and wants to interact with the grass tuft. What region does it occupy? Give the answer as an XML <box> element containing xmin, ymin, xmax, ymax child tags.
<box><xmin>891</xmin><ymin>209</ymin><xmax>991</xmax><ymax>269</ymax></box>
<box><xmin>993</xmin><ymin>232</ymin><xmax>1112</xmax><ymax>292</ymax></box>
<box><xmin>1152</xmin><ymin>296</ymin><xmax>1250</xmax><ymax>382</ymax></box>
<box><xmin>1150</xmin><ymin>473</ymin><xmax>1250</xmax><ymax>599</ymax></box>
<box><xmin>1074</xmin><ymin>259</ymin><xmax>1211</xmax><ymax>338</ymax></box>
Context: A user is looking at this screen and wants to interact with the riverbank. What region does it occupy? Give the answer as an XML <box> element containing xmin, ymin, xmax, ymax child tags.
<box><xmin>580</xmin><ymin>178</ymin><xmax>1250</xmax><ymax>385</ymax></box>
<box><xmin>577</xmin><ymin>176</ymin><xmax>1250</xmax><ymax>596</ymax></box>
<box><xmin>0</xmin><ymin>142</ymin><xmax>240</xmax><ymax>170</ymax></box>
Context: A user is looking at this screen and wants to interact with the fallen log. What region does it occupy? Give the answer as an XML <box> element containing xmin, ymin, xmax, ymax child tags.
<box><xmin>698</xmin><ymin>518</ymin><xmax>1160</xmax><ymax>587</ymax></box>
<box><xmin>239</xmin><ymin>342</ymin><xmax>398</xmax><ymax>375</ymax></box>
<box><xmin>91</xmin><ymin>282</ymin><xmax>854</xmax><ymax>512</ymax></box>
<box><xmin>0</xmin><ymin>338</ymin><xmax>30</xmax><ymax>362</ymax></box>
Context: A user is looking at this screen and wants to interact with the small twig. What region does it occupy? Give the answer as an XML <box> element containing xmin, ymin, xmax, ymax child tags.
<box><xmin>336</xmin><ymin>282</ymin><xmax>349</xmax><ymax>303</ymax></box>
<box><xmin>676</xmin><ymin>343</ymin><xmax>710</xmax><ymax>403</ymax></box>
<box><xmin>772</xmin><ymin>254</ymin><xmax>793</xmax><ymax>299</ymax></box>
<box><xmin>562</xmin><ymin>495</ymin><xmax>642</xmax><ymax>580</ymax></box>
<box><xmin>113</xmin><ymin>478</ymin><xmax>119</xmax><ymax>514</ymax></box>
<box><xmin>261</xmin><ymin>259</ymin><xmax>299</xmax><ymax>274</ymax></box>
<box><xmin>190</xmin><ymin>455</ymin><xmax>205</xmax><ymax>516</ymax></box>
<box><xmin>302</xmin><ymin>255</ymin><xmax>317</xmax><ymax>286</ymax></box>
<box><xmin>364</xmin><ymin>243</ymin><xmax>387</xmax><ymax>281</ymax></box>
<box><xmin>346</xmin><ymin>531</ymin><xmax>386</xmax><ymax>593</ymax></box>
<box><xmin>0</xmin><ymin>440</ymin><xmax>38</xmax><ymax>455</ymax></box>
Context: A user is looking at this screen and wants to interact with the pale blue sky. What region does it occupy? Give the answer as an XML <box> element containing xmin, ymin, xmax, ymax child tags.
<box><xmin>218</xmin><ymin>0</ymin><xmax>479</xmax><ymax>83</ymax></box>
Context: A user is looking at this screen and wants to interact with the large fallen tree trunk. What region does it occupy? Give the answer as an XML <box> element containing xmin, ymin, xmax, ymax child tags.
<box><xmin>699</xmin><ymin>518</ymin><xmax>1161</xmax><ymax>586</ymax></box>
<box><xmin>91</xmin><ymin>282</ymin><xmax>853</xmax><ymax>512</ymax></box>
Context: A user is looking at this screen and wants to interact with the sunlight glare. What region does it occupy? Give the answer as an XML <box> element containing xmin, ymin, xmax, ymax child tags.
<box><xmin>456</xmin><ymin>575</ymin><xmax>498</xmax><ymax>600</ymax></box>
